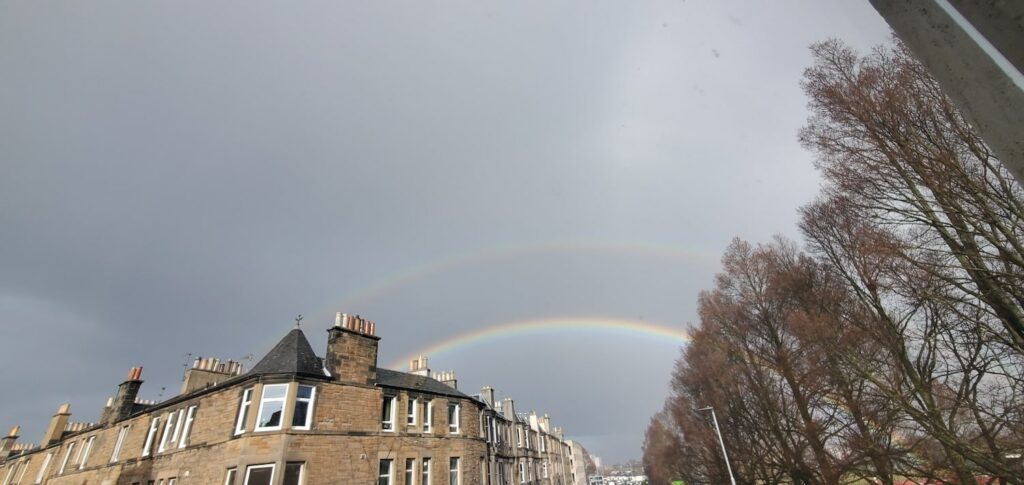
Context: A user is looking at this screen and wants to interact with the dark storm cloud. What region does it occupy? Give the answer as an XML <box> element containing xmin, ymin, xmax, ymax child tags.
<box><xmin>0</xmin><ymin>0</ymin><xmax>890</xmax><ymax>461</ymax></box>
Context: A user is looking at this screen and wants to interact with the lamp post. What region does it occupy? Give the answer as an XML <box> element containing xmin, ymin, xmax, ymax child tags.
<box><xmin>696</xmin><ymin>407</ymin><xmax>736</xmax><ymax>485</ymax></box>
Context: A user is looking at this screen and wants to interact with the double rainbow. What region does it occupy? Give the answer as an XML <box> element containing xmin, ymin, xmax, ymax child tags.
<box><xmin>386</xmin><ymin>316</ymin><xmax>692</xmax><ymax>369</ymax></box>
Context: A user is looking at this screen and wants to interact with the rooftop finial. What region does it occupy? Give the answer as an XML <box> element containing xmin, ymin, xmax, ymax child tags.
<box><xmin>295</xmin><ymin>314</ymin><xmax>303</xmax><ymax>329</ymax></box>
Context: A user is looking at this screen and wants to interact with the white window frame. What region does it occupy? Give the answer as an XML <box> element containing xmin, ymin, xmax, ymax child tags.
<box><xmin>78</xmin><ymin>436</ymin><xmax>96</xmax><ymax>470</ymax></box>
<box><xmin>540</xmin><ymin>436</ymin><xmax>546</xmax><ymax>453</ymax></box>
<box><xmin>422</xmin><ymin>458</ymin><xmax>431</xmax><ymax>485</ymax></box>
<box><xmin>378</xmin><ymin>459</ymin><xmax>393</xmax><ymax>485</ymax></box>
<box><xmin>58</xmin><ymin>442</ymin><xmax>75</xmax><ymax>475</ymax></box>
<box><xmin>292</xmin><ymin>385</ymin><xmax>315</xmax><ymax>430</ymax></box>
<box><xmin>142</xmin><ymin>417</ymin><xmax>160</xmax><ymax>457</ymax></box>
<box><xmin>542</xmin><ymin>461</ymin><xmax>548</xmax><ymax>479</ymax></box>
<box><xmin>448</xmin><ymin>403</ymin><xmax>460</xmax><ymax>434</ymax></box>
<box><xmin>254</xmin><ymin>384</ymin><xmax>289</xmax><ymax>432</ymax></box>
<box><xmin>158</xmin><ymin>410</ymin><xmax>176</xmax><ymax>453</ymax></box>
<box><xmin>224</xmin><ymin>468</ymin><xmax>237</xmax><ymax>485</ymax></box>
<box><xmin>381</xmin><ymin>396</ymin><xmax>396</xmax><ymax>432</ymax></box>
<box><xmin>518</xmin><ymin>463</ymin><xmax>525</xmax><ymax>484</ymax></box>
<box><xmin>449</xmin><ymin>457</ymin><xmax>460</xmax><ymax>485</ymax></box>
<box><xmin>171</xmin><ymin>408</ymin><xmax>185</xmax><ymax>443</ymax></box>
<box><xmin>244</xmin><ymin>463</ymin><xmax>275</xmax><ymax>485</ymax></box>
<box><xmin>405</xmin><ymin>458</ymin><xmax>415</xmax><ymax>485</ymax></box>
<box><xmin>516</xmin><ymin>428</ymin><xmax>522</xmax><ymax>448</ymax></box>
<box><xmin>178</xmin><ymin>405</ymin><xmax>197</xmax><ymax>448</ymax></box>
<box><xmin>423</xmin><ymin>401</ymin><xmax>433</xmax><ymax>433</ymax></box>
<box><xmin>16</xmin><ymin>458</ymin><xmax>29</xmax><ymax>484</ymax></box>
<box><xmin>34</xmin><ymin>452</ymin><xmax>53</xmax><ymax>484</ymax></box>
<box><xmin>110</xmin><ymin>425</ymin><xmax>130</xmax><ymax>463</ymax></box>
<box><xmin>235</xmin><ymin>388</ymin><xmax>253</xmax><ymax>435</ymax></box>
<box><xmin>407</xmin><ymin>397</ymin><xmax>418</xmax><ymax>426</ymax></box>
<box><xmin>2</xmin><ymin>463</ymin><xmax>15</xmax><ymax>485</ymax></box>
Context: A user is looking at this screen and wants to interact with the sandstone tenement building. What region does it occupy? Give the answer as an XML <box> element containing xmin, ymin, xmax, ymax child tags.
<box><xmin>0</xmin><ymin>313</ymin><xmax>582</xmax><ymax>485</ymax></box>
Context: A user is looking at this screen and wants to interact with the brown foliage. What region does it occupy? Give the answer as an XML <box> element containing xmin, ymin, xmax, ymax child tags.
<box><xmin>644</xmin><ymin>39</ymin><xmax>1024</xmax><ymax>485</ymax></box>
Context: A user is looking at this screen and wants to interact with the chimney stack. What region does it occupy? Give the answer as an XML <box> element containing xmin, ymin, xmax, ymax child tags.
<box><xmin>101</xmin><ymin>367</ymin><xmax>143</xmax><ymax>425</ymax></box>
<box><xmin>326</xmin><ymin>312</ymin><xmax>380</xmax><ymax>385</ymax></box>
<box><xmin>434</xmin><ymin>370</ymin><xmax>458</xmax><ymax>389</ymax></box>
<box><xmin>180</xmin><ymin>356</ymin><xmax>244</xmax><ymax>394</ymax></box>
<box><xmin>501</xmin><ymin>398</ymin><xmax>516</xmax><ymax>421</ymax></box>
<box><xmin>480</xmin><ymin>386</ymin><xmax>495</xmax><ymax>407</ymax></box>
<box><xmin>41</xmin><ymin>404</ymin><xmax>71</xmax><ymax>447</ymax></box>
<box><xmin>0</xmin><ymin>425</ymin><xmax>19</xmax><ymax>455</ymax></box>
<box><xmin>409</xmin><ymin>355</ymin><xmax>430</xmax><ymax>377</ymax></box>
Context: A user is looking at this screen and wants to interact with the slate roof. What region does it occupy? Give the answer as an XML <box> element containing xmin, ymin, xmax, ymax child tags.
<box><xmin>376</xmin><ymin>368</ymin><xmax>471</xmax><ymax>399</ymax></box>
<box><xmin>248</xmin><ymin>328</ymin><xmax>326</xmax><ymax>378</ymax></box>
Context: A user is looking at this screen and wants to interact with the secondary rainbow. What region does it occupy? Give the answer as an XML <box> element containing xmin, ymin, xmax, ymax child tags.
<box><xmin>387</xmin><ymin>316</ymin><xmax>692</xmax><ymax>370</ymax></box>
<box><xmin>332</xmin><ymin>239</ymin><xmax>720</xmax><ymax>312</ymax></box>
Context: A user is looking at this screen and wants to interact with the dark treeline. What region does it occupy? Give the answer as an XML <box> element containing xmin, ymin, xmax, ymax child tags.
<box><xmin>643</xmin><ymin>40</ymin><xmax>1024</xmax><ymax>485</ymax></box>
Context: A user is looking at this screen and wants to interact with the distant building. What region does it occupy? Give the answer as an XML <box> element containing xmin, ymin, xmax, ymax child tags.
<box><xmin>0</xmin><ymin>313</ymin><xmax>582</xmax><ymax>485</ymax></box>
<box><xmin>565</xmin><ymin>441</ymin><xmax>588</xmax><ymax>485</ymax></box>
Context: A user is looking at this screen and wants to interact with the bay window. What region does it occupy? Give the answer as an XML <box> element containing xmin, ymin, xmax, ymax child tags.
<box><xmin>255</xmin><ymin>384</ymin><xmax>288</xmax><ymax>431</ymax></box>
<box><xmin>234</xmin><ymin>388</ymin><xmax>253</xmax><ymax>435</ymax></box>
<box><xmin>447</xmin><ymin>403</ymin><xmax>460</xmax><ymax>434</ymax></box>
<box><xmin>292</xmin><ymin>385</ymin><xmax>315</xmax><ymax>430</ymax></box>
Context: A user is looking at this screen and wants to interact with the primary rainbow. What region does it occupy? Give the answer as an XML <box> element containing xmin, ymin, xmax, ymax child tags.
<box><xmin>386</xmin><ymin>316</ymin><xmax>692</xmax><ymax>370</ymax></box>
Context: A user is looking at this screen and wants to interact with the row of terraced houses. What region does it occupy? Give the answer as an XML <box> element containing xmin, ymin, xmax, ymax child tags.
<box><xmin>0</xmin><ymin>313</ymin><xmax>591</xmax><ymax>485</ymax></box>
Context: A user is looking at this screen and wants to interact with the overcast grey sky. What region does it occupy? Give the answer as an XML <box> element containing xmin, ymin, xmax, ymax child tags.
<box><xmin>0</xmin><ymin>1</ymin><xmax>890</xmax><ymax>462</ymax></box>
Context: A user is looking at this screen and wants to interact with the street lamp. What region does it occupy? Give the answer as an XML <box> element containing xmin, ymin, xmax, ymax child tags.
<box><xmin>696</xmin><ymin>407</ymin><xmax>736</xmax><ymax>485</ymax></box>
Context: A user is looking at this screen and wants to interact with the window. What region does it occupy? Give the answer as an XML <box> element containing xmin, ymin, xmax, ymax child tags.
<box><xmin>405</xmin><ymin>458</ymin><xmax>415</xmax><ymax>485</ymax></box>
<box><xmin>168</xmin><ymin>479</ymin><xmax>177</xmax><ymax>485</ymax></box>
<box><xmin>422</xmin><ymin>401</ymin><xmax>432</xmax><ymax>433</ymax></box>
<box><xmin>421</xmin><ymin>458</ymin><xmax>431</xmax><ymax>485</ymax></box>
<box><xmin>255</xmin><ymin>384</ymin><xmax>288</xmax><ymax>431</ymax></box>
<box><xmin>539</xmin><ymin>436</ymin><xmax>546</xmax><ymax>452</ymax></box>
<box><xmin>224</xmin><ymin>468</ymin><xmax>237</xmax><ymax>485</ymax></box>
<box><xmin>518</xmin><ymin>463</ymin><xmax>525</xmax><ymax>484</ymax></box>
<box><xmin>34</xmin><ymin>452</ymin><xmax>52</xmax><ymax>484</ymax></box>
<box><xmin>379</xmin><ymin>459</ymin><xmax>393</xmax><ymax>485</ymax></box>
<box><xmin>142</xmin><ymin>417</ymin><xmax>160</xmax><ymax>456</ymax></box>
<box><xmin>79</xmin><ymin>436</ymin><xmax>96</xmax><ymax>469</ymax></box>
<box><xmin>158</xmin><ymin>411</ymin><xmax>177</xmax><ymax>452</ymax></box>
<box><xmin>447</xmin><ymin>403</ymin><xmax>460</xmax><ymax>434</ymax></box>
<box><xmin>516</xmin><ymin>428</ymin><xmax>522</xmax><ymax>448</ymax></box>
<box><xmin>542</xmin><ymin>462</ymin><xmax>548</xmax><ymax>479</ymax></box>
<box><xmin>234</xmin><ymin>388</ymin><xmax>253</xmax><ymax>435</ymax></box>
<box><xmin>292</xmin><ymin>385</ymin><xmax>315</xmax><ymax>430</ymax></box>
<box><xmin>407</xmin><ymin>397</ymin><xmax>417</xmax><ymax>426</ymax></box>
<box><xmin>16</xmin><ymin>458</ymin><xmax>29</xmax><ymax>484</ymax></box>
<box><xmin>178</xmin><ymin>405</ymin><xmax>197</xmax><ymax>448</ymax></box>
<box><xmin>110</xmin><ymin>425</ymin><xmax>130</xmax><ymax>462</ymax></box>
<box><xmin>244</xmin><ymin>464</ymin><xmax>274</xmax><ymax>485</ymax></box>
<box><xmin>58</xmin><ymin>442</ymin><xmax>75</xmax><ymax>475</ymax></box>
<box><xmin>283</xmin><ymin>462</ymin><xmax>304</xmax><ymax>485</ymax></box>
<box><xmin>449</xmin><ymin>457</ymin><xmax>460</xmax><ymax>485</ymax></box>
<box><xmin>2</xmin><ymin>463</ymin><xmax>16</xmax><ymax>485</ymax></box>
<box><xmin>171</xmin><ymin>409</ymin><xmax>185</xmax><ymax>443</ymax></box>
<box><xmin>381</xmin><ymin>396</ymin><xmax>396</xmax><ymax>431</ymax></box>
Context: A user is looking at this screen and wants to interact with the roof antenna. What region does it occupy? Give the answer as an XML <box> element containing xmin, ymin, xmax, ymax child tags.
<box><xmin>182</xmin><ymin>352</ymin><xmax>193</xmax><ymax>380</ymax></box>
<box><xmin>295</xmin><ymin>314</ymin><xmax>303</xmax><ymax>329</ymax></box>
